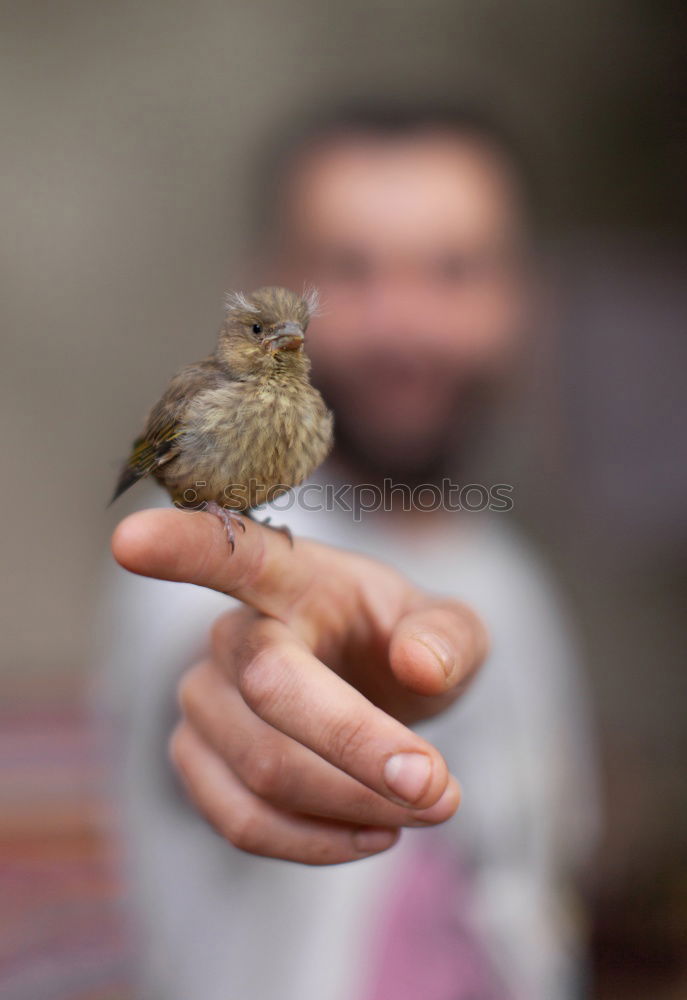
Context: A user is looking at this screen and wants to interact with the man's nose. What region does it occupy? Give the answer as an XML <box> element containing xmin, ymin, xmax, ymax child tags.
<box><xmin>361</xmin><ymin>276</ymin><xmax>427</xmax><ymax>342</ymax></box>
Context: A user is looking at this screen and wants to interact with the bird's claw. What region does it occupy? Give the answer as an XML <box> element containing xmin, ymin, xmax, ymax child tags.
<box><xmin>246</xmin><ymin>511</ymin><xmax>293</xmax><ymax>547</ymax></box>
<box><xmin>272</xmin><ymin>523</ymin><xmax>294</xmax><ymax>547</ymax></box>
<box><xmin>204</xmin><ymin>502</ymin><xmax>246</xmax><ymax>553</ymax></box>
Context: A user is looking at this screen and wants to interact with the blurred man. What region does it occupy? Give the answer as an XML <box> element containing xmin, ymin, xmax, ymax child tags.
<box><xmin>103</xmin><ymin>106</ymin><xmax>598</xmax><ymax>1000</ymax></box>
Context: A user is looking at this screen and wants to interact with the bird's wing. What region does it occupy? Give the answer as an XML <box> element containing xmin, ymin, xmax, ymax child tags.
<box><xmin>110</xmin><ymin>356</ymin><xmax>225</xmax><ymax>504</ymax></box>
<box><xmin>109</xmin><ymin>419</ymin><xmax>184</xmax><ymax>504</ymax></box>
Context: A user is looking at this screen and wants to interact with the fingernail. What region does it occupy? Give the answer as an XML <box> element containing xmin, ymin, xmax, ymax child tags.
<box><xmin>384</xmin><ymin>752</ymin><xmax>432</xmax><ymax>804</ymax></box>
<box><xmin>411</xmin><ymin>632</ymin><xmax>455</xmax><ymax>678</ymax></box>
<box><xmin>353</xmin><ymin>828</ymin><xmax>397</xmax><ymax>854</ymax></box>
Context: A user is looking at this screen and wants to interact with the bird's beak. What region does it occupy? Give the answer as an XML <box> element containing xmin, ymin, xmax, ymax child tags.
<box><xmin>265</xmin><ymin>322</ymin><xmax>305</xmax><ymax>352</ymax></box>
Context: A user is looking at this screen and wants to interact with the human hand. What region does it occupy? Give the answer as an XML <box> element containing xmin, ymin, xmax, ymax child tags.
<box><xmin>112</xmin><ymin>510</ymin><xmax>488</xmax><ymax>865</ymax></box>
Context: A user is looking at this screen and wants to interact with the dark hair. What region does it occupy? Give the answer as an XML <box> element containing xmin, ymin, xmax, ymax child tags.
<box><xmin>253</xmin><ymin>100</ymin><xmax>537</xmax><ymax>238</ymax></box>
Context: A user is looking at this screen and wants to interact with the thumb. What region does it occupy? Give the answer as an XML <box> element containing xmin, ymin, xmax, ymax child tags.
<box><xmin>389</xmin><ymin>599</ymin><xmax>489</xmax><ymax>699</ymax></box>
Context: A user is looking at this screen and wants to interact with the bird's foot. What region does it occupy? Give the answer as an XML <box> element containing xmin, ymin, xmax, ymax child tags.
<box><xmin>204</xmin><ymin>502</ymin><xmax>246</xmax><ymax>553</ymax></box>
<box><xmin>246</xmin><ymin>511</ymin><xmax>294</xmax><ymax>548</ymax></box>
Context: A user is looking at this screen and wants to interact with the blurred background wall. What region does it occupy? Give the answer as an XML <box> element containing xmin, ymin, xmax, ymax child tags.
<box><xmin>1</xmin><ymin>1</ymin><xmax>685</xmax><ymax>996</ymax></box>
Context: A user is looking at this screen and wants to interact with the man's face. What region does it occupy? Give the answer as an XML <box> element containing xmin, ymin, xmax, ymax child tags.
<box><xmin>275</xmin><ymin>132</ymin><xmax>530</xmax><ymax>481</ymax></box>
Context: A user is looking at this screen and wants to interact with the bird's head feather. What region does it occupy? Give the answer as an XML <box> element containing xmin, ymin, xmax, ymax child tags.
<box><xmin>217</xmin><ymin>286</ymin><xmax>319</xmax><ymax>376</ymax></box>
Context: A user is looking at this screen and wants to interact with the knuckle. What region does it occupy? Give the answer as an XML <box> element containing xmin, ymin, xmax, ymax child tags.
<box><xmin>168</xmin><ymin>722</ymin><xmax>190</xmax><ymax>775</ymax></box>
<box><xmin>176</xmin><ymin>665</ymin><xmax>203</xmax><ymax>717</ymax></box>
<box><xmin>176</xmin><ymin>671</ymin><xmax>193</xmax><ymax>715</ymax></box>
<box><xmin>238</xmin><ymin>646</ymin><xmax>287</xmax><ymax>714</ymax></box>
<box><xmin>210</xmin><ymin>607</ymin><xmax>261</xmax><ymax>667</ymax></box>
<box><xmin>241</xmin><ymin>746</ymin><xmax>286</xmax><ymax>800</ymax></box>
<box><xmin>210</xmin><ymin>609</ymin><xmax>246</xmax><ymax>656</ymax></box>
<box><xmin>224</xmin><ymin>806</ymin><xmax>263</xmax><ymax>854</ymax></box>
<box><xmin>210</xmin><ymin>613</ymin><xmax>234</xmax><ymax>654</ymax></box>
<box><xmin>326</xmin><ymin>716</ymin><xmax>368</xmax><ymax>771</ymax></box>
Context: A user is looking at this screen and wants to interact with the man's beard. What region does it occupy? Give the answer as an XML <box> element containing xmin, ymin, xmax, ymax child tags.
<box><xmin>313</xmin><ymin>370</ymin><xmax>501</xmax><ymax>489</ymax></box>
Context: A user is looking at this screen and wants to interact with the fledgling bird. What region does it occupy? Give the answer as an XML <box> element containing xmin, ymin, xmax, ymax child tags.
<box><xmin>111</xmin><ymin>286</ymin><xmax>333</xmax><ymax>549</ymax></box>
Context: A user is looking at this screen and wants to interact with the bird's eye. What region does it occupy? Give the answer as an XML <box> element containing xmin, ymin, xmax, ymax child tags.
<box><xmin>252</xmin><ymin>323</ymin><xmax>263</xmax><ymax>334</ymax></box>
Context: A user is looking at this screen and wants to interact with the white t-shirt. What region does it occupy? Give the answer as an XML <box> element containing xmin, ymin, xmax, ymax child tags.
<box><xmin>98</xmin><ymin>489</ymin><xmax>599</xmax><ymax>1000</ymax></box>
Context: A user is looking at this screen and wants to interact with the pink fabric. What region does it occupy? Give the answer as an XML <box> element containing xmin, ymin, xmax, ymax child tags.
<box><xmin>361</xmin><ymin>836</ymin><xmax>509</xmax><ymax>1000</ymax></box>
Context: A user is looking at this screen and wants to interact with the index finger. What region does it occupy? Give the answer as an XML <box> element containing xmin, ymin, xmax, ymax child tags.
<box><xmin>222</xmin><ymin>617</ymin><xmax>453</xmax><ymax>810</ymax></box>
<box><xmin>111</xmin><ymin>507</ymin><xmax>324</xmax><ymax>622</ymax></box>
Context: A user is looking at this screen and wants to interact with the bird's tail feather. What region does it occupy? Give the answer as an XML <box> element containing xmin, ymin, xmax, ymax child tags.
<box><xmin>108</xmin><ymin>465</ymin><xmax>142</xmax><ymax>507</ymax></box>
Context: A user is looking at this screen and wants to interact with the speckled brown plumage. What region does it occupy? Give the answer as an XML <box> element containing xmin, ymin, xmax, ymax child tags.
<box><xmin>112</xmin><ymin>287</ymin><xmax>333</xmax><ymax>523</ymax></box>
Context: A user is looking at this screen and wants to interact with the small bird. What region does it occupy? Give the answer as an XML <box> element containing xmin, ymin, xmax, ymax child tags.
<box><xmin>111</xmin><ymin>286</ymin><xmax>334</xmax><ymax>549</ymax></box>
